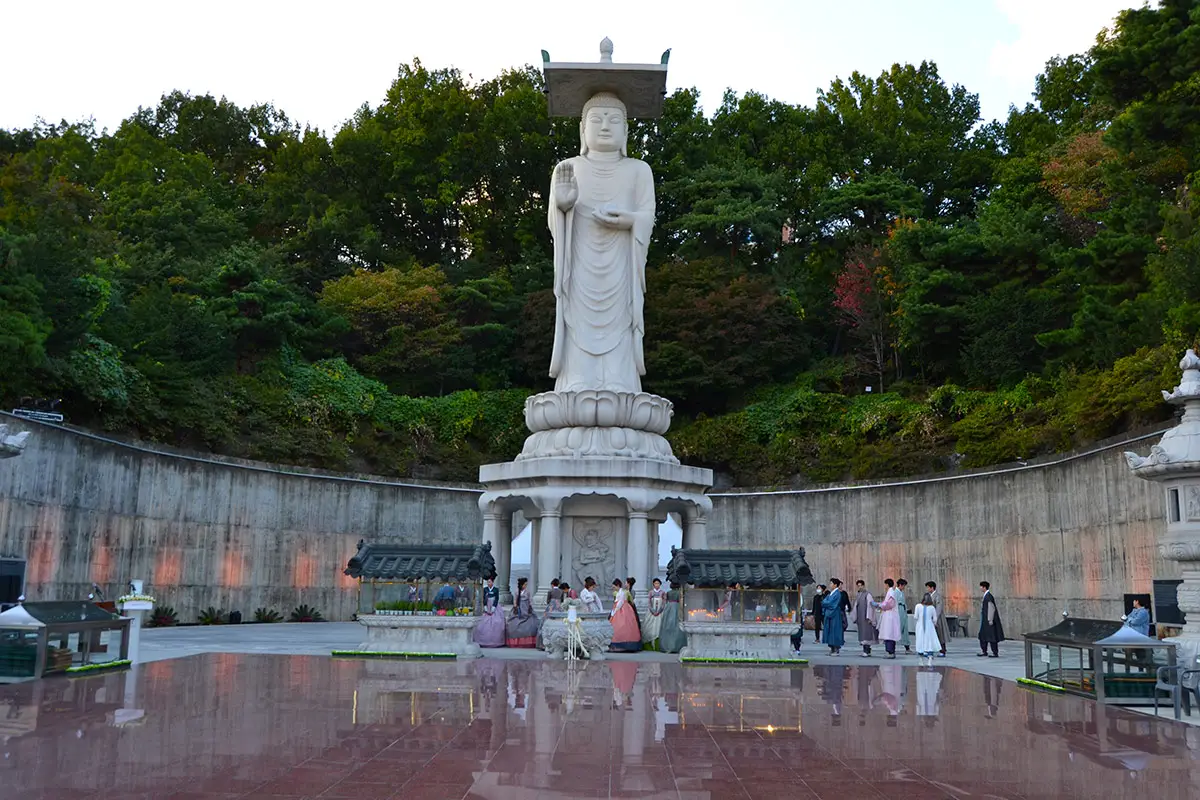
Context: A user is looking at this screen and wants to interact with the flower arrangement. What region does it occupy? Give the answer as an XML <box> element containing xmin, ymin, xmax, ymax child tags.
<box><xmin>118</xmin><ymin>594</ymin><xmax>156</xmax><ymax>605</ymax></box>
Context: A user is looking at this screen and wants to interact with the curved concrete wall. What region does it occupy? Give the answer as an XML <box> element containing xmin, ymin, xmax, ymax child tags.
<box><xmin>0</xmin><ymin>414</ymin><xmax>482</xmax><ymax>621</ymax></box>
<box><xmin>0</xmin><ymin>412</ymin><xmax>1175</xmax><ymax>636</ymax></box>
<box><xmin>708</xmin><ymin>433</ymin><xmax>1173</xmax><ymax>637</ymax></box>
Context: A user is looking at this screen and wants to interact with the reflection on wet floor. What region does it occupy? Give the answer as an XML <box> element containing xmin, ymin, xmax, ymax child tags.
<box><xmin>0</xmin><ymin>655</ymin><xmax>1197</xmax><ymax>799</ymax></box>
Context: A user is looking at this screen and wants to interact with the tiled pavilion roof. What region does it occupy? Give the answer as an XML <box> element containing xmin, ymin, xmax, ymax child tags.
<box><xmin>666</xmin><ymin>547</ymin><xmax>815</xmax><ymax>589</ymax></box>
<box><xmin>344</xmin><ymin>541</ymin><xmax>497</xmax><ymax>582</ymax></box>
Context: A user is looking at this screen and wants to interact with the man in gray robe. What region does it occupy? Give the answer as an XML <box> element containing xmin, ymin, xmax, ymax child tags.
<box><xmin>925</xmin><ymin>581</ymin><xmax>950</xmax><ymax>657</ymax></box>
<box><xmin>854</xmin><ymin>580</ymin><xmax>879</xmax><ymax>657</ymax></box>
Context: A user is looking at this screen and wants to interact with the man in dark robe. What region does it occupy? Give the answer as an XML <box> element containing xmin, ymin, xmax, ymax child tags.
<box><xmin>810</xmin><ymin>584</ymin><xmax>826</xmax><ymax>643</ymax></box>
<box><xmin>977</xmin><ymin>581</ymin><xmax>1004</xmax><ymax>657</ymax></box>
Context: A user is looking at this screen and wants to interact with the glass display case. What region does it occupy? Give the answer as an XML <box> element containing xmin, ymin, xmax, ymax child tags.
<box><xmin>0</xmin><ymin>601</ymin><xmax>131</xmax><ymax>682</ymax></box>
<box><xmin>357</xmin><ymin>578</ymin><xmax>478</xmax><ymax>616</ymax></box>
<box><xmin>682</xmin><ymin>586</ymin><xmax>800</xmax><ymax>624</ymax></box>
<box><xmin>345</xmin><ymin>541</ymin><xmax>495</xmax><ymax>617</ymax></box>
<box><xmin>1024</xmin><ymin>617</ymin><xmax>1177</xmax><ymax>704</ymax></box>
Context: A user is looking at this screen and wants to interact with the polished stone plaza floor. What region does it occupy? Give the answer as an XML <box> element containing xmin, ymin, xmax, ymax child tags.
<box><xmin>2</xmin><ymin>653</ymin><xmax>1198</xmax><ymax>799</ymax></box>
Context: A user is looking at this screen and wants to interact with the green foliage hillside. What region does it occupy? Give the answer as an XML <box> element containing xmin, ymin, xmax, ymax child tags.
<box><xmin>3</xmin><ymin>3</ymin><xmax>1199</xmax><ymax>485</ymax></box>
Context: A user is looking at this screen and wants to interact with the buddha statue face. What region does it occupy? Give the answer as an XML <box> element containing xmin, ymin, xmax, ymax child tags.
<box><xmin>580</xmin><ymin>95</ymin><xmax>628</xmax><ymax>156</ymax></box>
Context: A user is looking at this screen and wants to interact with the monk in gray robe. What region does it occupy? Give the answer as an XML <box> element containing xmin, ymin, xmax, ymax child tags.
<box><xmin>854</xmin><ymin>580</ymin><xmax>879</xmax><ymax>656</ymax></box>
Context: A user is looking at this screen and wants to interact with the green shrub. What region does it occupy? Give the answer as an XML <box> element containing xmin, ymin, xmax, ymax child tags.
<box><xmin>289</xmin><ymin>604</ymin><xmax>324</xmax><ymax>622</ymax></box>
<box><xmin>253</xmin><ymin>607</ymin><xmax>283</xmax><ymax>623</ymax></box>
<box><xmin>197</xmin><ymin>607</ymin><xmax>225</xmax><ymax>625</ymax></box>
<box><xmin>147</xmin><ymin>606</ymin><xmax>178</xmax><ymax>628</ymax></box>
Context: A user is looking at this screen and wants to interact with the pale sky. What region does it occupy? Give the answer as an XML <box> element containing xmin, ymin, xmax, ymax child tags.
<box><xmin>2</xmin><ymin>0</ymin><xmax>1140</xmax><ymax>136</ymax></box>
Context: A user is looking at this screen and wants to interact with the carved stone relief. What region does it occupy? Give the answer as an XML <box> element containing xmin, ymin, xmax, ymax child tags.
<box><xmin>570</xmin><ymin>517</ymin><xmax>617</xmax><ymax>590</ymax></box>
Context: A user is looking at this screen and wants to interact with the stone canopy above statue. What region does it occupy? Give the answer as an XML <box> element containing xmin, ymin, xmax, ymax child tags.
<box><xmin>541</xmin><ymin>38</ymin><xmax>669</xmax><ymax>118</ymax></box>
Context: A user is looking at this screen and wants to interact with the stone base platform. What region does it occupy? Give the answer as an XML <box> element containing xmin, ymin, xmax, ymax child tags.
<box><xmin>679</xmin><ymin>621</ymin><xmax>798</xmax><ymax>661</ymax></box>
<box><xmin>356</xmin><ymin>614</ymin><xmax>481</xmax><ymax>658</ymax></box>
<box><xmin>479</xmin><ymin>456</ymin><xmax>713</xmax><ymax>513</ymax></box>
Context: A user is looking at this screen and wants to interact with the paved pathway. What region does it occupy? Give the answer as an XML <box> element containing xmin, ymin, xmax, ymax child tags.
<box><xmin>141</xmin><ymin>623</ymin><xmax>1022</xmax><ymax>674</ymax></box>
<box><xmin>140</xmin><ymin>623</ymin><xmax>1200</xmax><ymax>724</ymax></box>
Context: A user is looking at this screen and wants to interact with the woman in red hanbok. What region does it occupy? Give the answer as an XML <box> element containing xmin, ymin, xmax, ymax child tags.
<box><xmin>609</xmin><ymin>578</ymin><xmax>642</xmax><ymax>652</ymax></box>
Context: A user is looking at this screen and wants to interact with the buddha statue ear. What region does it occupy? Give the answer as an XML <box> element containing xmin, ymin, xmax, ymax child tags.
<box><xmin>579</xmin><ymin>119</ymin><xmax>587</xmax><ymax>156</ymax></box>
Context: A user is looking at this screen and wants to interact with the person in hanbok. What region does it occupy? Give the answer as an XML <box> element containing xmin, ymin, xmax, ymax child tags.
<box><xmin>561</xmin><ymin>582</ymin><xmax>577</xmax><ymax>600</ymax></box>
<box><xmin>872</xmin><ymin>578</ymin><xmax>901</xmax><ymax>659</ymax></box>
<box><xmin>821</xmin><ymin>579</ymin><xmax>847</xmax><ymax>654</ymax></box>
<box><xmin>854</xmin><ymin>580</ymin><xmax>880</xmax><ymax>657</ymax></box>
<box><xmin>810</xmin><ymin>584</ymin><xmax>826</xmax><ymax>643</ymax></box>
<box><xmin>406</xmin><ymin>580</ymin><xmax>422</xmax><ymax>605</ymax></box>
<box><xmin>506</xmin><ymin>577</ymin><xmax>540</xmax><ymax>648</ymax></box>
<box><xmin>433</xmin><ymin>582</ymin><xmax>457</xmax><ymax>611</ymax></box>
<box><xmin>642</xmin><ymin>578</ymin><xmax>666</xmax><ymax>650</ymax></box>
<box><xmin>659</xmin><ymin>581</ymin><xmax>688</xmax><ymax>654</ymax></box>
<box><xmin>473</xmin><ymin>577</ymin><xmax>506</xmax><ymax>648</ymax></box>
<box><xmin>914</xmin><ymin>592</ymin><xmax>940</xmax><ymax>665</ymax></box>
<box><xmin>977</xmin><ymin>581</ymin><xmax>1005</xmax><ymax>657</ymax></box>
<box><xmin>896</xmin><ymin>578</ymin><xmax>912</xmax><ymax>653</ymax></box>
<box><xmin>627</xmin><ymin>577</ymin><xmax>643</xmax><ymax>632</ymax></box>
<box><xmin>580</xmin><ymin>577</ymin><xmax>604</xmax><ymax>613</ymax></box>
<box><xmin>609</xmin><ymin>578</ymin><xmax>641</xmax><ymax>652</ymax></box>
<box><xmin>537</xmin><ymin>578</ymin><xmax>563</xmax><ymax>648</ymax></box>
<box><xmin>925</xmin><ymin>581</ymin><xmax>950</xmax><ymax>656</ymax></box>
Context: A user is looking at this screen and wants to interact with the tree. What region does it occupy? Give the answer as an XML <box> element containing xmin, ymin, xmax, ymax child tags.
<box><xmin>320</xmin><ymin>266</ymin><xmax>461</xmax><ymax>395</ymax></box>
<box><xmin>833</xmin><ymin>246</ymin><xmax>900</xmax><ymax>390</ymax></box>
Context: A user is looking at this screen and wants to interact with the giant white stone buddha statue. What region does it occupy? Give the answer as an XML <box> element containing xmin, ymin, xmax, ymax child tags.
<box><xmin>547</xmin><ymin>91</ymin><xmax>655</xmax><ymax>395</ymax></box>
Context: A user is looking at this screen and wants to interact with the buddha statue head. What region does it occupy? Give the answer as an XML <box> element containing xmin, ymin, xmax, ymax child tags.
<box><xmin>580</xmin><ymin>92</ymin><xmax>628</xmax><ymax>157</ymax></box>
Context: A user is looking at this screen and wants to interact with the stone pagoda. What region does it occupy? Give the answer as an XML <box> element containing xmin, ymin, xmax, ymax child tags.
<box><xmin>478</xmin><ymin>40</ymin><xmax>713</xmax><ymax>608</ymax></box>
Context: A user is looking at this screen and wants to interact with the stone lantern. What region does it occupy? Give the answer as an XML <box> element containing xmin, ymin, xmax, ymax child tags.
<box><xmin>1125</xmin><ymin>348</ymin><xmax>1200</xmax><ymax>660</ymax></box>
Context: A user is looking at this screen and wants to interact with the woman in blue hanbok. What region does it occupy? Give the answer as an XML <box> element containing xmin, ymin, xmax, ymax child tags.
<box><xmin>821</xmin><ymin>578</ymin><xmax>848</xmax><ymax>654</ymax></box>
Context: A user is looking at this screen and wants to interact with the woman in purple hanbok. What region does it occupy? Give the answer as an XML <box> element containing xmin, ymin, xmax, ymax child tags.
<box><xmin>506</xmin><ymin>578</ymin><xmax>540</xmax><ymax>648</ymax></box>
<box><xmin>473</xmin><ymin>577</ymin><xmax>505</xmax><ymax>648</ymax></box>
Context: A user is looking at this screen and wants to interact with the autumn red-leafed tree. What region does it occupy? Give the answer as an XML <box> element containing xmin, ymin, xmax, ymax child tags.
<box><xmin>833</xmin><ymin>245</ymin><xmax>901</xmax><ymax>391</ymax></box>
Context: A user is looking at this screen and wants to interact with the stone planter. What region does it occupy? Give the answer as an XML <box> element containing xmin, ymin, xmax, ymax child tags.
<box><xmin>356</xmin><ymin>614</ymin><xmax>481</xmax><ymax>658</ymax></box>
<box><xmin>541</xmin><ymin>611</ymin><xmax>613</xmax><ymax>660</ymax></box>
<box><xmin>679</xmin><ymin>621</ymin><xmax>798</xmax><ymax>661</ymax></box>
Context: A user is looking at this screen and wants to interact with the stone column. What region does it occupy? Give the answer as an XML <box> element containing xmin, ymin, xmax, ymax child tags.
<box><xmin>683</xmin><ymin>507</ymin><xmax>708</xmax><ymax>549</ymax></box>
<box><xmin>536</xmin><ymin>513</ymin><xmax>562</xmax><ymax>611</ymax></box>
<box><xmin>528</xmin><ymin>517</ymin><xmax>541</xmax><ymax>606</ymax></box>
<box><xmin>628</xmin><ymin>512</ymin><xmax>651</xmax><ymax>607</ymax></box>
<box><xmin>486</xmin><ymin>511</ymin><xmax>513</xmax><ymax>606</ymax></box>
<box><xmin>650</xmin><ymin>521</ymin><xmax>661</xmax><ymax>581</ymax></box>
<box><xmin>1126</xmin><ymin>349</ymin><xmax>1200</xmax><ymax>661</ymax></box>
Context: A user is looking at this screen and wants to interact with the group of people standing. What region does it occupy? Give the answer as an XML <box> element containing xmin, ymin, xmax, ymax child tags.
<box><xmin>806</xmin><ymin>579</ymin><xmax>1005</xmax><ymax>664</ymax></box>
<box><xmin>471</xmin><ymin>574</ymin><xmax>689</xmax><ymax>653</ymax></box>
